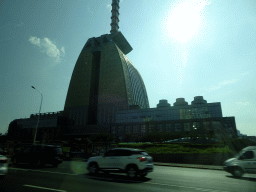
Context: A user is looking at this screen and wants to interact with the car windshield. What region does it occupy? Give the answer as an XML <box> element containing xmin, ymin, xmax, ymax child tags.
<box><xmin>1</xmin><ymin>1</ymin><xmax>256</xmax><ymax>192</ymax></box>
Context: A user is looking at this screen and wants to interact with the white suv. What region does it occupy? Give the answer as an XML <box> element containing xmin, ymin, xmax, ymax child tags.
<box><xmin>87</xmin><ymin>148</ymin><xmax>153</xmax><ymax>178</ymax></box>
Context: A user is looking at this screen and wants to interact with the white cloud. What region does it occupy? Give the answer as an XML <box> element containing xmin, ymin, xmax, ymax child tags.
<box><xmin>61</xmin><ymin>47</ymin><xmax>65</xmax><ymax>54</ymax></box>
<box><xmin>29</xmin><ymin>36</ymin><xmax>40</xmax><ymax>46</ymax></box>
<box><xmin>28</xmin><ymin>36</ymin><xmax>65</xmax><ymax>62</ymax></box>
<box><xmin>236</xmin><ymin>102</ymin><xmax>249</xmax><ymax>106</ymax></box>
<box><xmin>208</xmin><ymin>78</ymin><xmax>237</xmax><ymax>92</ymax></box>
<box><xmin>218</xmin><ymin>79</ymin><xmax>237</xmax><ymax>86</ymax></box>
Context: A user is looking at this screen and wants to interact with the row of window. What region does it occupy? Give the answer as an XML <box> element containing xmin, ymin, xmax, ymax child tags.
<box><xmin>111</xmin><ymin>121</ymin><xmax>235</xmax><ymax>135</ymax></box>
<box><xmin>116</xmin><ymin>105</ymin><xmax>223</xmax><ymax>123</ymax></box>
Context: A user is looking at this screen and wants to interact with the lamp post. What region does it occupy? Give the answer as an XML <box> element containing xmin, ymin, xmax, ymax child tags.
<box><xmin>31</xmin><ymin>86</ymin><xmax>43</xmax><ymax>144</ymax></box>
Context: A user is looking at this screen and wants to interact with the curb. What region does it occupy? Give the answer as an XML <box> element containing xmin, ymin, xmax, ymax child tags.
<box><xmin>153</xmin><ymin>163</ymin><xmax>223</xmax><ymax>170</ymax></box>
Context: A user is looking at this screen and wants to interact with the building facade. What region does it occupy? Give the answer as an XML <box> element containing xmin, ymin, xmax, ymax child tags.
<box><xmin>111</xmin><ymin>96</ymin><xmax>237</xmax><ymax>141</ymax></box>
<box><xmin>64</xmin><ymin>32</ymin><xmax>149</xmax><ymax>128</ymax></box>
<box><xmin>7</xmin><ymin>111</ymin><xmax>66</xmax><ymax>142</ymax></box>
<box><xmin>116</xmin><ymin>96</ymin><xmax>222</xmax><ymax>123</ymax></box>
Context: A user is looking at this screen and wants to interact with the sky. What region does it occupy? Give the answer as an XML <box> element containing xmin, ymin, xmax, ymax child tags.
<box><xmin>0</xmin><ymin>0</ymin><xmax>255</xmax><ymax>136</ymax></box>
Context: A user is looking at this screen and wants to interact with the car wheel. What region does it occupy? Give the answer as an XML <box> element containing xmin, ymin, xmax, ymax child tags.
<box><xmin>126</xmin><ymin>166</ymin><xmax>138</xmax><ymax>179</ymax></box>
<box><xmin>232</xmin><ymin>167</ymin><xmax>243</xmax><ymax>178</ymax></box>
<box><xmin>88</xmin><ymin>163</ymin><xmax>98</xmax><ymax>175</ymax></box>
<box><xmin>140</xmin><ymin>173</ymin><xmax>147</xmax><ymax>177</ymax></box>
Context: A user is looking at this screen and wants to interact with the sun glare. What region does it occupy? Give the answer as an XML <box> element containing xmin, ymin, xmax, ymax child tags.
<box><xmin>165</xmin><ymin>0</ymin><xmax>209</xmax><ymax>43</ymax></box>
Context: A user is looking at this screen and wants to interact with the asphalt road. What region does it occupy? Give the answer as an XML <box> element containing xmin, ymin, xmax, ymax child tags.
<box><xmin>1</xmin><ymin>161</ymin><xmax>255</xmax><ymax>192</ymax></box>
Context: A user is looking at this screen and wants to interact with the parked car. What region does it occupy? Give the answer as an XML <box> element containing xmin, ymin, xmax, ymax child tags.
<box><xmin>0</xmin><ymin>154</ymin><xmax>8</xmax><ymax>179</ymax></box>
<box><xmin>87</xmin><ymin>148</ymin><xmax>153</xmax><ymax>178</ymax></box>
<box><xmin>224</xmin><ymin>146</ymin><xmax>256</xmax><ymax>178</ymax></box>
<box><xmin>12</xmin><ymin>144</ymin><xmax>63</xmax><ymax>167</ymax></box>
<box><xmin>0</xmin><ymin>148</ymin><xmax>8</xmax><ymax>156</ymax></box>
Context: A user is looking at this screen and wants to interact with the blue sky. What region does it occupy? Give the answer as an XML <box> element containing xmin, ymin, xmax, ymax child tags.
<box><xmin>0</xmin><ymin>0</ymin><xmax>255</xmax><ymax>136</ymax></box>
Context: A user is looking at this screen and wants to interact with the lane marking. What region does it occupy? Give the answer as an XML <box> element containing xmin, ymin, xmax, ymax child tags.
<box><xmin>146</xmin><ymin>182</ymin><xmax>229</xmax><ymax>192</ymax></box>
<box><xmin>87</xmin><ymin>175</ymin><xmax>230</xmax><ymax>192</ymax></box>
<box><xmin>12</xmin><ymin>168</ymin><xmax>230</xmax><ymax>192</ymax></box>
<box><xmin>9</xmin><ymin>167</ymin><xmax>78</xmax><ymax>176</ymax></box>
<box><xmin>23</xmin><ymin>185</ymin><xmax>67</xmax><ymax>192</ymax></box>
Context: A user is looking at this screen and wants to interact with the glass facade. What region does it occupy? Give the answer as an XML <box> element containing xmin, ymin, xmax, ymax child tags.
<box><xmin>111</xmin><ymin>117</ymin><xmax>237</xmax><ymax>141</ymax></box>
<box><xmin>123</xmin><ymin>54</ymin><xmax>149</xmax><ymax>109</ymax></box>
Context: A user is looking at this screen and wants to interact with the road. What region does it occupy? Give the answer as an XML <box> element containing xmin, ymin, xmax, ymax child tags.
<box><xmin>1</xmin><ymin>161</ymin><xmax>255</xmax><ymax>192</ymax></box>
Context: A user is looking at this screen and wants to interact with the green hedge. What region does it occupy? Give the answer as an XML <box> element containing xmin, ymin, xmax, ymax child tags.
<box><xmin>112</xmin><ymin>143</ymin><xmax>233</xmax><ymax>153</ymax></box>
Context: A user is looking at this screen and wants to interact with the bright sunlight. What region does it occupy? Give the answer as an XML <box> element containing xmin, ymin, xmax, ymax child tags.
<box><xmin>165</xmin><ymin>0</ymin><xmax>209</xmax><ymax>43</ymax></box>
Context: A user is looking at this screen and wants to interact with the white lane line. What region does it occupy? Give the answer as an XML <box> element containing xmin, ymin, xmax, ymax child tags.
<box><xmin>23</xmin><ymin>185</ymin><xmax>67</xmax><ymax>192</ymax></box>
<box><xmin>9</xmin><ymin>168</ymin><xmax>29</xmax><ymax>171</ymax></box>
<box><xmin>9</xmin><ymin>167</ymin><xmax>78</xmax><ymax>176</ymax></box>
<box><xmin>146</xmin><ymin>182</ymin><xmax>229</xmax><ymax>192</ymax></box>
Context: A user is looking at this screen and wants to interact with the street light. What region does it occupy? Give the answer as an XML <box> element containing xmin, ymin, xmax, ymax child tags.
<box><xmin>31</xmin><ymin>86</ymin><xmax>43</xmax><ymax>144</ymax></box>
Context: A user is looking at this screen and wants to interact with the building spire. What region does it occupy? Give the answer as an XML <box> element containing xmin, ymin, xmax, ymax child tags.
<box><xmin>110</xmin><ymin>0</ymin><xmax>120</xmax><ymax>34</ymax></box>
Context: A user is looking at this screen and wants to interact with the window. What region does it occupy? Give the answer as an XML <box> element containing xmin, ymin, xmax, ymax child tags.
<box><xmin>133</xmin><ymin>125</ymin><xmax>138</xmax><ymax>133</ymax></box>
<box><xmin>115</xmin><ymin>149</ymin><xmax>131</xmax><ymax>156</ymax></box>
<box><xmin>240</xmin><ymin>151</ymin><xmax>254</xmax><ymax>160</ymax></box>
<box><xmin>132</xmin><ymin>151</ymin><xmax>148</xmax><ymax>156</ymax></box>
<box><xmin>111</xmin><ymin>126</ymin><xmax>116</xmax><ymax>134</ymax></box>
<box><xmin>193</xmin><ymin>122</ymin><xmax>200</xmax><ymax>129</ymax></box>
<box><xmin>125</xmin><ymin>125</ymin><xmax>131</xmax><ymax>133</ymax></box>
<box><xmin>174</xmin><ymin>123</ymin><xmax>181</xmax><ymax>132</ymax></box>
<box><xmin>141</xmin><ymin>124</ymin><xmax>146</xmax><ymax>134</ymax></box>
<box><xmin>118</xmin><ymin>126</ymin><xmax>124</xmax><ymax>134</ymax></box>
<box><xmin>149</xmin><ymin>124</ymin><xmax>154</xmax><ymax>133</ymax></box>
<box><xmin>105</xmin><ymin>150</ymin><xmax>116</xmax><ymax>156</ymax></box>
<box><xmin>165</xmin><ymin>124</ymin><xmax>172</xmax><ymax>132</ymax></box>
<box><xmin>157</xmin><ymin>124</ymin><xmax>163</xmax><ymax>132</ymax></box>
<box><xmin>203</xmin><ymin>121</ymin><xmax>211</xmax><ymax>131</ymax></box>
<box><xmin>184</xmin><ymin>123</ymin><xmax>190</xmax><ymax>131</ymax></box>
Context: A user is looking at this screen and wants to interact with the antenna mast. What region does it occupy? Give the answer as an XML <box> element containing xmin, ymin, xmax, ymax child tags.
<box><xmin>110</xmin><ymin>0</ymin><xmax>120</xmax><ymax>34</ymax></box>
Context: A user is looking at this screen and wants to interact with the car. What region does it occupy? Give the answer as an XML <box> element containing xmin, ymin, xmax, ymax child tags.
<box><xmin>0</xmin><ymin>154</ymin><xmax>8</xmax><ymax>179</ymax></box>
<box><xmin>87</xmin><ymin>148</ymin><xmax>153</xmax><ymax>178</ymax></box>
<box><xmin>224</xmin><ymin>146</ymin><xmax>256</xmax><ymax>178</ymax></box>
<box><xmin>12</xmin><ymin>144</ymin><xmax>63</xmax><ymax>167</ymax></box>
<box><xmin>0</xmin><ymin>148</ymin><xmax>8</xmax><ymax>157</ymax></box>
